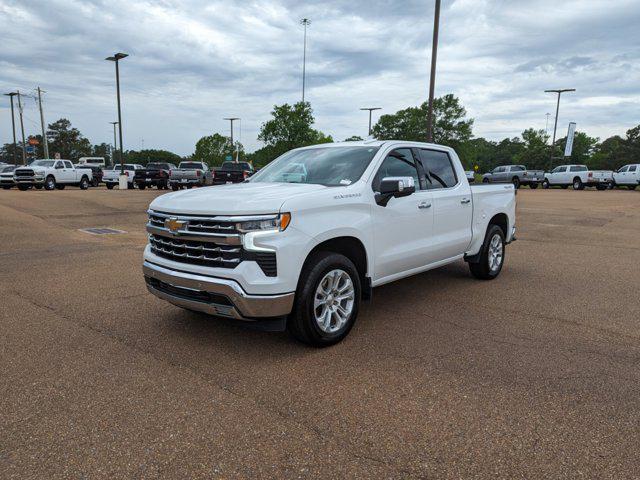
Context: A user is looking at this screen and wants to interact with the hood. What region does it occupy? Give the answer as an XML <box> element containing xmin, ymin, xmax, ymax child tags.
<box><xmin>17</xmin><ymin>166</ymin><xmax>46</xmax><ymax>173</ymax></box>
<box><xmin>149</xmin><ymin>182</ymin><xmax>328</xmax><ymax>215</ymax></box>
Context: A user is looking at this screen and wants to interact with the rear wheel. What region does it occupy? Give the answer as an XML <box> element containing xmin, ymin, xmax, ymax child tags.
<box><xmin>468</xmin><ymin>224</ymin><xmax>505</xmax><ymax>280</ymax></box>
<box><xmin>482</xmin><ymin>177</ymin><xmax>490</xmax><ymax>184</ymax></box>
<box><xmin>44</xmin><ymin>175</ymin><xmax>56</xmax><ymax>190</ymax></box>
<box><xmin>287</xmin><ymin>252</ymin><xmax>360</xmax><ymax>347</ymax></box>
<box><xmin>91</xmin><ymin>178</ymin><xmax>99</xmax><ymax>187</ymax></box>
<box><xmin>529</xmin><ymin>183</ymin><xmax>539</xmax><ymax>189</ymax></box>
<box><xmin>106</xmin><ymin>183</ymin><xmax>114</xmax><ymax>190</ymax></box>
<box><xmin>171</xmin><ymin>184</ymin><xmax>180</xmax><ymax>191</ymax></box>
<box><xmin>572</xmin><ymin>178</ymin><xmax>583</xmax><ymax>190</ymax></box>
<box><xmin>138</xmin><ymin>183</ymin><xmax>146</xmax><ymax>190</ymax></box>
<box><xmin>542</xmin><ymin>179</ymin><xmax>550</xmax><ymax>189</ymax></box>
<box><xmin>79</xmin><ymin>176</ymin><xmax>89</xmax><ymax>190</ymax></box>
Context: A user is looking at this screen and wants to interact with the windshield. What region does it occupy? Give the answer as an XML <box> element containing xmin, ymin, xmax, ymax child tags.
<box><xmin>147</xmin><ymin>163</ymin><xmax>168</xmax><ymax>169</ymax></box>
<box><xmin>180</xmin><ymin>162</ymin><xmax>203</xmax><ymax>169</ymax></box>
<box><xmin>250</xmin><ymin>146</ymin><xmax>380</xmax><ymax>186</ymax></box>
<box><xmin>1</xmin><ymin>166</ymin><xmax>16</xmax><ymax>173</ymax></box>
<box><xmin>31</xmin><ymin>160</ymin><xmax>55</xmax><ymax>167</ymax></box>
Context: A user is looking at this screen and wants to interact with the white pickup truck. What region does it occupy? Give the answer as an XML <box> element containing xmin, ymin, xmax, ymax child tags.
<box><xmin>612</xmin><ymin>164</ymin><xmax>640</xmax><ymax>190</ymax></box>
<box><xmin>103</xmin><ymin>164</ymin><xmax>144</xmax><ymax>189</ymax></box>
<box><xmin>542</xmin><ymin>164</ymin><xmax>613</xmax><ymax>190</ymax></box>
<box><xmin>13</xmin><ymin>159</ymin><xmax>92</xmax><ymax>191</ymax></box>
<box><xmin>142</xmin><ymin>141</ymin><xmax>516</xmax><ymax>346</ymax></box>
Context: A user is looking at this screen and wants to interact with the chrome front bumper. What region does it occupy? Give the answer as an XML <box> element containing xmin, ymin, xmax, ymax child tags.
<box><xmin>143</xmin><ymin>261</ymin><xmax>294</xmax><ymax>320</ymax></box>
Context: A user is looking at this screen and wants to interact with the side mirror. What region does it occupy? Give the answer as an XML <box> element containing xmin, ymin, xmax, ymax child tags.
<box><xmin>375</xmin><ymin>176</ymin><xmax>416</xmax><ymax>207</ymax></box>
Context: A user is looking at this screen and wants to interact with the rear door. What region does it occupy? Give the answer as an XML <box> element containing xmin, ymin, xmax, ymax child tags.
<box><xmin>370</xmin><ymin>148</ymin><xmax>435</xmax><ymax>281</ymax></box>
<box><xmin>629</xmin><ymin>165</ymin><xmax>639</xmax><ymax>184</ymax></box>
<box><xmin>63</xmin><ymin>161</ymin><xmax>76</xmax><ymax>182</ymax></box>
<box><xmin>418</xmin><ymin>148</ymin><xmax>472</xmax><ymax>261</ymax></box>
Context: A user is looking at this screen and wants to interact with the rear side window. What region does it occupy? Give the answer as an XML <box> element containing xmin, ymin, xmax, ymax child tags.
<box><xmin>629</xmin><ymin>165</ymin><xmax>637</xmax><ymax>172</ymax></box>
<box><xmin>64</xmin><ymin>161</ymin><xmax>73</xmax><ymax>168</ymax></box>
<box><xmin>511</xmin><ymin>165</ymin><xmax>525</xmax><ymax>171</ymax></box>
<box><xmin>569</xmin><ymin>165</ymin><xmax>587</xmax><ymax>172</ymax></box>
<box><xmin>419</xmin><ymin>149</ymin><xmax>458</xmax><ymax>189</ymax></box>
<box><xmin>372</xmin><ymin>149</ymin><xmax>420</xmax><ymax>192</ymax></box>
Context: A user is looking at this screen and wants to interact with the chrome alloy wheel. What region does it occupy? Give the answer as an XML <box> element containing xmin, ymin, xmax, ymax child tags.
<box><xmin>314</xmin><ymin>269</ymin><xmax>355</xmax><ymax>333</ymax></box>
<box><xmin>488</xmin><ymin>233</ymin><xmax>503</xmax><ymax>273</ymax></box>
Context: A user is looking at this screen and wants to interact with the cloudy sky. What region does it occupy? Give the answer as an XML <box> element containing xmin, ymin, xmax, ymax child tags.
<box><xmin>1</xmin><ymin>0</ymin><xmax>639</xmax><ymax>156</ymax></box>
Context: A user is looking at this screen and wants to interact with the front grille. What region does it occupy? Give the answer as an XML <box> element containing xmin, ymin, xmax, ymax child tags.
<box><xmin>149</xmin><ymin>234</ymin><xmax>241</xmax><ymax>268</ymax></box>
<box><xmin>15</xmin><ymin>169</ymin><xmax>34</xmax><ymax>177</ymax></box>
<box><xmin>148</xmin><ymin>212</ymin><xmax>240</xmax><ymax>235</ymax></box>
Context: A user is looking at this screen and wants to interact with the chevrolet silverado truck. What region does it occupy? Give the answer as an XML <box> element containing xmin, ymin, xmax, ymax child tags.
<box><xmin>143</xmin><ymin>141</ymin><xmax>516</xmax><ymax>347</ymax></box>
<box><xmin>103</xmin><ymin>164</ymin><xmax>144</xmax><ymax>189</ymax></box>
<box><xmin>134</xmin><ymin>162</ymin><xmax>176</xmax><ymax>190</ymax></box>
<box><xmin>13</xmin><ymin>159</ymin><xmax>91</xmax><ymax>191</ymax></box>
<box><xmin>170</xmin><ymin>161</ymin><xmax>212</xmax><ymax>190</ymax></box>
<box><xmin>212</xmin><ymin>161</ymin><xmax>254</xmax><ymax>185</ymax></box>
<box><xmin>482</xmin><ymin>165</ymin><xmax>544</xmax><ymax>189</ymax></box>
<box><xmin>542</xmin><ymin>165</ymin><xmax>613</xmax><ymax>190</ymax></box>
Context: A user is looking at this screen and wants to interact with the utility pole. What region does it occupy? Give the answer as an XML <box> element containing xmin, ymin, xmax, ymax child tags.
<box><xmin>36</xmin><ymin>87</ymin><xmax>49</xmax><ymax>159</ymax></box>
<box><xmin>426</xmin><ymin>0</ymin><xmax>441</xmax><ymax>143</ymax></box>
<box><xmin>223</xmin><ymin>117</ymin><xmax>239</xmax><ymax>162</ymax></box>
<box><xmin>106</xmin><ymin>52</ymin><xmax>128</xmax><ymax>176</ymax></box>
<box><xmin>360</xmin><ymin>107</ymin><xmax>382</xmax><ymax>136</ymax></box>
<box><xmin>300</xmin><ymin>18</ymin><xmax>311</xmax><ymax>103</ymax></box>
<box><xmin>109</xmin><ymin>121</ymin><xmax>118</xmax><ymax>166</ymax></box>
<box><xmin>16</xmin><ymin>91</ymin><xmax>27</xmax><ymax>164</ymax></box>
<box><xmin>545</xmin><ymin>88</ymin><xmax>575</xmax><ymax>166</ymax></box>
<box><xmin>4</xmin><ymin>92</ymin><xmax>18</xmax><ymax>165</ymax></box>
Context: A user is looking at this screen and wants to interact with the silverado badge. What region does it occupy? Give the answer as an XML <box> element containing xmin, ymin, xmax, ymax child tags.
<box><xmin>165</xmin><ymin>217</ymin><xmax>186</xmax><ymax>233</ymax></box>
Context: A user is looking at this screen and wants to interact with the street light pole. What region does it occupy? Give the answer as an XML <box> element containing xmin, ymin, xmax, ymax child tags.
<box><xmin>109</xmin><ymin>121</ymin><xmax>118</xmax><ymax>166</ymax></box>
<box><xmin>37</xmin><ymin>87</ymin><xmax>49</xmax><ymax>159</ymax></box>
<box><xmin>360</xmin><ymin>107</ymin><xmax>382</xmax><ymax>136</ymax></box>
<box><xmin>426</xmin><ymin>0</ymin><xmax>441</xmax><ymax>143</ymax></box>
<box><xmin>223</xmin><ymin>117</ymin><xmax>239</xmax><ymax>162</ymax></box>
<box><xmin>106</xmin><ymin>52</ymin><xmax>128</xmax><ymax>176</ymax></box>
<box><xmin>16</xmin><ymin>91</ymin><xmax>27</xmax><ymax>164</ymax></box>
<box><xmin>4</xmin><ymin>92</ymin><xmax>18</xmax><ymax>165</ymax></box>
<box><xmin>300</xmin><ymin>18</ymin><xmax>311</xmax><ymax>103</ymax></box>
<box><xmin>545</xmin><ymin>88</ymin><xmax>575</xmax><ymax>165</ymax></box>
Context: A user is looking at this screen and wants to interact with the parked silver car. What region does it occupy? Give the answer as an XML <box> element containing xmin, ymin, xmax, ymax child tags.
<box><xmin>482</xmin><ymin>165</ymin><xmax>545</xmax><ymax>189</ymax></box>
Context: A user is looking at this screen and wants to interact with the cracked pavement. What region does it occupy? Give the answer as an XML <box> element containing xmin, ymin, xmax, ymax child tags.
<box><xmin>1</xmin><ymin>187</ymin><xmax>639</xmax><ymax>478</ymax></box>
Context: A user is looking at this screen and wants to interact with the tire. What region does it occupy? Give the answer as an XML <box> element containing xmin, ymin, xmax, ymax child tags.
<box><xmin>171</xmin><ymin>184</ymin><xmax>179</xmax><ymax>191</ymax></box>
<box><xmin>79</xmin><ymin>176</ymin><xmax>89</xmax><ymax>190</ymax></box>
<box><xmin>128</xmin><ymin>182</ymin><xmax>135</xmax><ymax>189</ymax></box>
<box><xmin>529</xmin><ymin>183</ymin><xmax>538</xmax><ymax>189</ymax></box>
<box><xmin>186</xmin><ymin>184</ymin><xmax>193</xmax><ymax>189</ymax></box>
<box><xmin>106</xmin><ymin>183</ymin><xmax>114</xmax><ymax>190</ymax></box>
<box><xmin>56</xmin><ymin>184</ymin><xmax>65</xmax><ymax>190</ymax></box>
<box><xmin>542</xmin><ymin>179</ymin><xmax>550</xmax><ymax>189</ymax></box>
<box><xmin>596</xmin><ymin>184</ymin><xmax>606</xmax><ymax>191</ymax></box>
<box><xmin>287</xmin><ymin>251</ymin><xmax>361</xmax><ymax>347</ymax></box>
<box><xmin>572</xmin><ymin>177</ymin><xmax>583</xmax><ymax>190</ymax></box>
<box><xmin>468</xmin><ymin>224</ymin><xmax>506</xmax><ymax>280</ymax></box>
<box><xmin>482</xmin><ymin>177</ymin><xmax>490</xmax><ymax>184</ymax></box>
<box><xmin>512</xmin><ymin>177</ymin><xmax>520</xmax><ymax>189</ymax></box>
<box><xmin>44</xmin><ymin>175</ymin><xmax>56</xmax><ymax>190</ymax></box>
<box><xmin>17</xmin><ymin>184</ymin><xmax>29</xmax><ymax>191</ymax></box>
<box><xmin>91</xmin><ymin>178</ymin><xmax>99</xmax><ymax>187</ymax></box>
<box><xmin>138</xmin><ymin>183</ymin><xmax>146</xmax><ymax>190</ymax></box>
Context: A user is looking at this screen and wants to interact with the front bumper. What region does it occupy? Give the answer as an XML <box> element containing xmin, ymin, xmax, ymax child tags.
<box><xmin>143</xmin><ymin>260</ymin><xmax>295</xmax><ymax>320</ymax></box>
<box><xmin>15</xmin><ymin>176</ymin><xmax>44</xmax><ymax>185</ymax></box>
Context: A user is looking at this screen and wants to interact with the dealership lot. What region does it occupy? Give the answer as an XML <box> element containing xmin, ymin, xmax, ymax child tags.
<box><xmin>1</xmin><ymin>188</ymin><xmax>639</xmax><ymax>478</ymax></box>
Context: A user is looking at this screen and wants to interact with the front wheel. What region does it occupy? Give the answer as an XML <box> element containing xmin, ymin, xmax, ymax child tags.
<box><xmin>287</xmin><ymin>252</ymin><xmax>361</xmax><ymax>347</ymax></box>
<box><xmin>44</xmin><ymin>175</ymin><xmax>56</xmax><ymax>190</ymax></box>
<box><xmin>468</xmin><ymin>225</ymin><xmax>505</xmax><ymax>280</ymax></box>
<box><xmin>79</xmin><ymin>176</ymin><xmax>89</xmax><ymax>190</ymax></box>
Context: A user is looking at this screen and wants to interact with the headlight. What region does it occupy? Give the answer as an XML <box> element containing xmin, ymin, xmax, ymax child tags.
<box><xmin>236</xmin><ymin>213</ymin><xmax>291</xmax><ymax>233</ymax></box>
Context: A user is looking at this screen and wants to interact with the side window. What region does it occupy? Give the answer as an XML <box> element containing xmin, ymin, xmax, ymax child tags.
<box><xmin>372</xmin><ymin>149</ymin><xmax>420</xmax><ymax>192</ymax></box>
<box><xmin>570</xmin><ymin>165</ymin><xmax>587</xmax><ymax>172</ymax></box>
<box><xmin>64</xmin><ymin>161</ymin><xmax>73</xmax><ymax>168</ymax></box>
<box><xmin>628</xmin><ymin>165</ymin><xmax>637</xmax><ymax>172</ymax></box>
<box><xmin>55</xmin><ymin>161</ymin><xmax>64</xmax><ymax>169</ymax></box>
<box><xmin>618</xmin><ymin>166</ymin><xmax>628</xmax><ymax>173</ymax></box>
<box><xmin>552</xmin><ymin>166</ymin><xmax>565</xmax><ymax>173</ymax></box>
<box><xmin>494</xmin><ymin>166</ymin><xmax>506</xmax><ymax>173</ymax></box>
<box><xmin>419</xmin><ymin>149</ymin><xmax>458</xmax><ymax>189</ymax></box>
<box><xmin>512</xmin><ymin>165</ymin><xmax>525</xmax><ymax>172</ymax></box>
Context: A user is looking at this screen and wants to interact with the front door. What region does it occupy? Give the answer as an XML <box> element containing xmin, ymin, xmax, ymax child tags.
<box><xmin>371</xmin><ymin>148</ymin><xmax>435</xmax><ymax>282</ymax></box>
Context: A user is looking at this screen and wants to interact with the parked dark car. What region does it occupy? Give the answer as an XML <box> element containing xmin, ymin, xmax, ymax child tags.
<box><xmin>75</xmin><ymin>164</ymin><xmax>104</xmax><ymax>187</ymax></box>
<box><xmin>212</xmin><ymin>161</ymin><xmax>254</xmax><ymax>185</ymax></box>
<box><xmin>134</xmin><ymin>162</ymin><xmax>176</xmax><ymax>189</ymax></box>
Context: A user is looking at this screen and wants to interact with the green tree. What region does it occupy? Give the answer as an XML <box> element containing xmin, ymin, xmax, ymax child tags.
<box><xmin>514</xmin><ymin>128</ymin><xmax>550</xmax><ymax>170</ymax></box>
<box><xmin>123</xmin><ymin>149</ymin><xmax>182</xmax><ymax>165</ymax></box>
<box><xmin>92</xmin><ymin>143</ymin><xmax>111</xmax><ymax>164</ymax></box>
<box><xmin>193</xmin><ymin>133</ymin><xmax>244</xmax><ymax>167</ymax></box>
<box><xmin>257</xmin><ymin>101</ymin><xmax>333</xmax><ymax>162</ymax></box>
<box><xmin>46</xmin><ymin>118</ymin><xmax>92</xmax><ymax>160</ymax></box>
<box><xmin>371</xmin><ymin>94</ymin><xmax>474</xmax><ymax>151</ymax></box>
<box><xmin>344</xmin><ymin>135</ymin><xmax>364</xmax><ymax>142</ymax></box>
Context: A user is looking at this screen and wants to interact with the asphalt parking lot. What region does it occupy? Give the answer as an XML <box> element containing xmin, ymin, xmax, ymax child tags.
<box><xmin>1</xmin><ymin>187</ymin><xmax>639</xmax><ymax>479</ymax></box>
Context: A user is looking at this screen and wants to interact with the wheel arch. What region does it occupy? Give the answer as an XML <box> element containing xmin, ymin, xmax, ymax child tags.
<box><xmin>488</xmin><ymin>212</ymin><xmax>509</xmax><ymax>238</ymax></box>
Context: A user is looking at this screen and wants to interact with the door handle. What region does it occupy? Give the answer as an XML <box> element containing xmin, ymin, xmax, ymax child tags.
<box><xmin>460</xmin><ymin>198</ymin><xmax>471</xmax><ymax>204</ymax></box>
<box><xmin>418</xmin><ymin>202</ymin><xmax>432</xmax><ymax>209</ymax></box>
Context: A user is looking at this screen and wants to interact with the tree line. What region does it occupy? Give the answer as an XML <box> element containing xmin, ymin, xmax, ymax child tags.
<box><xmin>2</xmin><ymin>95</ymin><xmax>638</xmax><ymax>172</ymax></box>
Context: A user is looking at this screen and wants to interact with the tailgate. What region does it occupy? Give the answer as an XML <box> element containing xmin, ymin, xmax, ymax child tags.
<box><xmin>590</xmin><ymin>170</ymin><xmax>612</xmax><ymax>180</ymax></box>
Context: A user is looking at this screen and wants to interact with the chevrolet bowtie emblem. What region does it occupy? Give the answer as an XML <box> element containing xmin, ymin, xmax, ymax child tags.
<box><xmin>165</xmin><ymin>217</ymin><xmax>186</xmax><ymax>233</ymax></box>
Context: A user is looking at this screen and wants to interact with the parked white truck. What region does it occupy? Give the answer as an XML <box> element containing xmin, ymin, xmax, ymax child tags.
<box><xmin>542</xmin><ymin>165</ymin><xmax>613</xmax><ymax>190</ymax></box>
<box><xmin>103</xmin><ymin>164</ymin><xmax>144</xmax><ymax>189</ymax></box>
<box><xmin>143</xmin><ymin>141</ymin><xmax>516</xmax><ymax>346</ymax></box>
<box><xmin>13</xmin><ymin>159</ymin><xmax>92</xmax><ymax>191</ymax></box>
<box><xmin>612</xmin><ymin>164</ymin><xmax>640</xmax><ymax>190</ymax></box>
